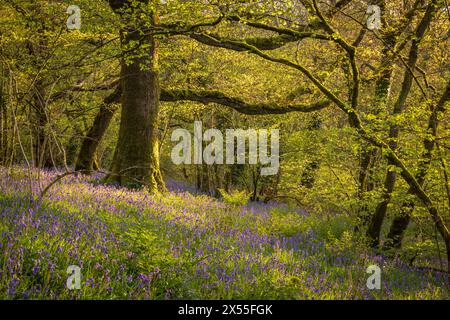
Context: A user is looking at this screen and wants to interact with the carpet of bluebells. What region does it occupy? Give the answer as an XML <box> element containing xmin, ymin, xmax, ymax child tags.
<box><xmin>0</xmin><ymin>167</ymin><xmax>448</xmax><ymax>299</ymax></box>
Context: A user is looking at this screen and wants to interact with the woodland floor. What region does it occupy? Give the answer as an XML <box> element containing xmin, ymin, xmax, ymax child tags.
<box><xmin>0</xmin><ymin>167</ymin><xmax>448</xmax><ymax>299</ymax></box>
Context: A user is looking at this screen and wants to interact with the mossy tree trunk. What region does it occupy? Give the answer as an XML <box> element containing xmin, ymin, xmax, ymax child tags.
<box><xmin>356</xmin><ymin>0</ymin><xmax>421</xmax><ymax>233</ymax></box>
<box><xmin>106</xmin><ymin>0</ymin><xmax>165</xmax><ymax>192</ymax></box>
<box><xmin>75</xmin><ymin>85</ymin><xmax>121</xmax><ymax>174</ymax></box>
<box><xmin>0</xmin><ymin>71</ymin><xmax>7</xmax><ymax>165</ymax></box>
<box><xmin>300</xmin><ymin>114</ymin><xmax>322</xmax><ymax>189</ymax></box>
<box><xmin>385</xmin><ymin>80</ymin><xmax>450</xmax><ymax>249</ymax></box>
<box><xmin>355</xmin><ymin>0</ymin><xmax>392</xmax><ymax>231</ymax></box>
<box><xmin>366</xmin><ymin>2</ymin><xmax>436</xmax><ymax>247</ymax></box>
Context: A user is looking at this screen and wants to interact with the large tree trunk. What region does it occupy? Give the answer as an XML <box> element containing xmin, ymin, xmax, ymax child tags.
<box><xmin>106</xmin><ymin>0</ymin><xmax>165</xmax><ymax>192</ymax></box>
<box><xmin>75</xmin><ymin>85</ymin><xmax>121</xmax><ymax>173</ymax></box>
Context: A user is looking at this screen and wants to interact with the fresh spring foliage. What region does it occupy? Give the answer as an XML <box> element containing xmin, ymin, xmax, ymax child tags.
<box><xmin>218</xmin><ymin>188</ymin><xmax>249</xmax><ymax>207</ymax></box>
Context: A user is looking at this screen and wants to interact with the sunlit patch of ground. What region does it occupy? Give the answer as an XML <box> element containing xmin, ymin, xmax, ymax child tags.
<box><xmin>0</xmin><ymin>167</ymin><xmax>448</xmax><ymax>299</ymax></box>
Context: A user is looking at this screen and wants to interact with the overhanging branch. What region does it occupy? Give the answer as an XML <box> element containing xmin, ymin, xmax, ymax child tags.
<box><xmin>160</xmin><ymin>89</ymin><xmax>331</xmax><ymax>115</ymax></box>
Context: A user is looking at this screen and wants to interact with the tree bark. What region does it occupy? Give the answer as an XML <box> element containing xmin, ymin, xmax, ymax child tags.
<box><xmin>32</xmin><ymin>79</ymin><xmax>53</xmax><ymax>168</ymax></box>
<box><xmin>0</xmin><ymin>72</ymin><xmax>6</xmax><ymax>165</ymax></box>
<box><xmin>356</xmin><ymin>0</ymin><xmax>423</xmax><ymax>233</ymax></box>
<box><xmin>75</xmin><ymin>85</ymin><xmax>121</xmax><ymax>173</ymax></box>
<box><xmin>300</xmin><ymin>114</ymin><xmax>322</xmax><ymax>189</ymax></box>
<box><xmin>356</xmin><ymin>0</ymin><xmax>393</xmax><ymax>230</ymax></box>
<box><xmin>366</xmin><ymin>1</ymin><xmax>436</xmax><ymax>247</ymax></box>
<box><xmin>106</xmin><ymin>0</ymin><xmax>165</xmax><ymax>192</ymax></box>
<box><xmin>385</xmin><ymin>79</ymin><xmax>450</xmax><ymax>249</ymax></box>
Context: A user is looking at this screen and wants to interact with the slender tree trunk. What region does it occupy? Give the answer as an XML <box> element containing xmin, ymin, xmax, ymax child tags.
<box><xmin>0</xmin><ymin>74</ymin><xmax>6</xmax><ymax>165</ymax></box>
<box><xmin>355</xmin><ymin>147</ymin><xmax>377</xmax><ymax>229</ymax></box>
<box><xmin>385</xmin><ymin>79</ymin><xmax>450</xmax><ymax>249</ymax></box>
<box><xmin>22</xmin><ymin>5</ymin><xmax>54</xmax><ymax>169</ymax></box>
<box><xmin>367</xmin><ymin>170</ymin><xmax>396</xmax><ymax>246</ymax></box>
<box><xmin>385</xmin><ymin>199</ymin><xmax>413</xmax><ymax>248</ymax></box>
<box><xmin>195</xmin><ymin>164</ymin><xmax>201</xmax><ymax>191</ymax></box>
<box><xmin>366</xmin><ymin>2</ymin><xmax>436</xmax><ymax>247</ymax></box>
<box><xmin>75</xmin><ymin>85</ymin><xmax>121</xmax><ymax>173</ymax></box>
<box><xmin>251</xmin><ymin>169</ymin><xmax>259</xmax><ymax>201</ymax></box>
<box><xmin>355</xmin><ymin>0</ymin><xmax>395</xmax><ymax>230</ymax></box>
<box><xmin>300</xmin><ymin>114</ymin><xmax>322</xmax><ymax>189</ymax></box>
<box><xmin>32</xmin><ymin>80</ymin><xmax>53</xmax><ymax>168</ymax></box>
<box><xmin>300</xmin><ymin>161</ymin><xmax>319</xmax><ymax>189</ymax></box>
<box><xmin>201</xmin><ymin>163</ymin><xmax>211</xmax><ymax>194</ymax></box>
<box><xmin>356</xmin><ymin>0</ymin><xmax>423</xmax><ymax>233</ymax></box>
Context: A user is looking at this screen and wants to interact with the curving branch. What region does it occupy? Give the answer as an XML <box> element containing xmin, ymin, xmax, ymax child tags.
<box><xmin>160</xmin><ymin>89</ymin><xmax>331</xmax><ymax>115</ymax></box>
<box><xmin>188</xmin><ymin>14</ymin><xmax>331</xmax><ymax>51</ymax></box>
<box><xmin>189</xmin><ymin>33</ymin><xmax>326</xmax><ymax>51</ymax></box>
<box><xmin>165</xmin><ymin>1</ymin><xmax>351</xmax><ymax>51</ymax></box>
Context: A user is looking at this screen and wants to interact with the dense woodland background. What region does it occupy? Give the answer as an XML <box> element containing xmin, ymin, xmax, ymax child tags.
<box><xmin>0</xmin><ymin>0</ymin><xmax>449</xmax><ymax>298</ymax></box>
